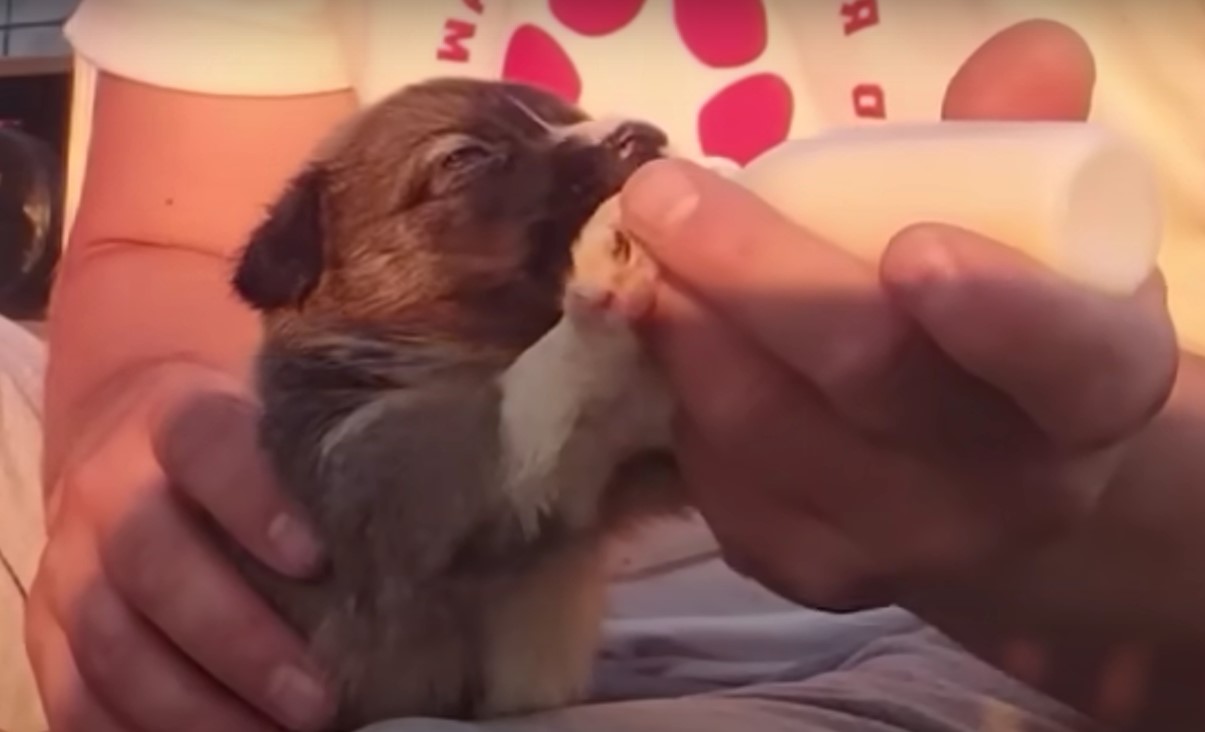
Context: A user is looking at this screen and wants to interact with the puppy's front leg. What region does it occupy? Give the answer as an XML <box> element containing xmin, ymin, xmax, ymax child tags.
<box><xmin>495</xmin><ymin>198</ymin><xmax>674</xmax><ymax>534</ymax></box>
<box><xmin>481</xmin><ymin>200</ymin><xmax>676</xmax><ymax>716</ymax></box>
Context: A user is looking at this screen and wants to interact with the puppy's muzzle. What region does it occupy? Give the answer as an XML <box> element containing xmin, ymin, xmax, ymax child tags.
<box><xmin>601</xmin><ymin>121</ymin><xmax>669</xmax><ymax>184</ymax></box>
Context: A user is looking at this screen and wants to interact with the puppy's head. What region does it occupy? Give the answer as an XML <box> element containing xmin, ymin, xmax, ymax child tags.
<box><xmin>233</xmin><ymin>77</ymin><xmax>668</xmax><ymax>351</ymax></box>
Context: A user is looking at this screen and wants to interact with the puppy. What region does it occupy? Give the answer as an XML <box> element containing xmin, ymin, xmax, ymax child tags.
<box><xmin>228</xmin><ymin>77</ymin><xmax>687</xmax><ymax>729</ymax></box>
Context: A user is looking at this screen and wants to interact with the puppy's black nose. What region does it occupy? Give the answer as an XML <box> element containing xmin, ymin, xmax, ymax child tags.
<box><xmin>604</xmin><ymin>121</ymin><xmax>668</xmax><ymax>178</ymax></box>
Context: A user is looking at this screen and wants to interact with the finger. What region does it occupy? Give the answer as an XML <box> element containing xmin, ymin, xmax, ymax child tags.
<box><xmin>649</xmin><ymin>283</ymin><xmax>1003</xmax><ymax>563</ymax></box>
<box><xmin>647</xmin><ymin>277</ymin><xmax>803</xmax><ymax>451</ymax></box>
<box><xmin>625</xmin><ymin>159</ymin><xmax>924</xmax><ymax>436</ymax></box>
<box><xmin>34</xmin><ymin>512</ymin><xmax>280</xmax><ymax>732</ymax></box>
<box><xmin>674</xmin><ymin>418</ymin><xmax>891</xmax><ymax>612</ymax></box>
<box><xmin>881</xmin><ymin>223</ymin><xmax>1177</xmax><ymax>449</ymax></box>
<box><xmin>24</xmin><ymin>593</ymin><xmax>131</xmax><ymax>732</ymax></box>
<box><xmin>68</xmin><ymin>467</ymin><xmax>336</xmax><ymax>732</ymax></box>
<box><xmin>629</xmin><ymin>161</ymin><xmax>1037</xmax><ymax>446</ymax></box>
<box><xmin>943</xmin><ymin>19</ymin><xmax>1096</xmax><ymax>121</ymax></box>
<box><xmin>154</xmin><ymin>390</ymin><xmax>325</xmax><ymax>578</ymax></box>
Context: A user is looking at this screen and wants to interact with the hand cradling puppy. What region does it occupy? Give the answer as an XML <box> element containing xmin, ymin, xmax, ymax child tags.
<box><xmin>225</xmin><ymin>77</ymin><xmax>692</xmax><ymax>730</ymax></box>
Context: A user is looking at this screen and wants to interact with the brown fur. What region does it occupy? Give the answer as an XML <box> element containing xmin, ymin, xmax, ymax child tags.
<box><xmin>225</xmin><ymin>78</ymin><xmax>687</xmax><ymax>730</ymax></box>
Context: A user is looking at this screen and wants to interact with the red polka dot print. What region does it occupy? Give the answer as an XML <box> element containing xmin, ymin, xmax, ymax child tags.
<box><xmin>499</xmin><ymin>0</ymin><xmax>793</xmax><ymax>163</ymax></box>
<box><xmin>674</xmin><ymin>0</ymin><xmax>768</xmax><ymax>68</ymax></box>
<box><xmin>550</xmin><ymin>0</ymin><xmax>645</xmax><ymax>37</ymax></box>
<box><xmin>502</xmin><ymin>24</ymin><xmax>583</xmax><ymax>102</ymax></box>
<box><xmin>698</xmin><ymin>73</ymin><xmax>793</xmax><ymax>165</ymax></box>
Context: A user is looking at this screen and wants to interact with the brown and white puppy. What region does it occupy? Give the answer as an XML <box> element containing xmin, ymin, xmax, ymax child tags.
<box><xmin>228</xmin><ymin>77</ymin><xmax>687</xmax><ymax>730</ymax></box>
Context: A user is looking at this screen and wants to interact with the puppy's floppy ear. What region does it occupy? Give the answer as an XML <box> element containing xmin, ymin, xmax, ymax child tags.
<box><xmin>232</xmin><ymin>165</ymin><xmax>327</xmax><ymax>311</ymax></box>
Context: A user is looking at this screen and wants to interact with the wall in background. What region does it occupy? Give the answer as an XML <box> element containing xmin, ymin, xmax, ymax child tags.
<box><xmin>0</xmin><ymin>0</ymin><xmax>77</xmax><ymax>58</ymax></box>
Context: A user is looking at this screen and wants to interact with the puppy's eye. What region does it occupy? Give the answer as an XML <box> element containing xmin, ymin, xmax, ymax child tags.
<box><xmin>439</xmin><ymin>143</ymin><xmax>495</xmax><ymax>172</ymax></box>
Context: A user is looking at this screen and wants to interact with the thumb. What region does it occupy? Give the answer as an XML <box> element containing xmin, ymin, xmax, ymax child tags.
<box><xmin>943</xmin><ymin>19</ymin><xmax>1096</xmax><ymax>122</ymax></box>
<box><xmin>154</xmin><ymin>376</ymin><xmax>327</xmax><ymax>578</ymax></box>
<box><xmin>880</xmin><ymin>223</ymin><xmax>1177</xmax><ymax>449</ymax></box>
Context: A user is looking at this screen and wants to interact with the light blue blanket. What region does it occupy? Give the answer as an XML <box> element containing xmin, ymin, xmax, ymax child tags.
<box><xmin>363</xmin><ymin>518</ymin><xmax>1094</xmax><ymax>732</ymax></box>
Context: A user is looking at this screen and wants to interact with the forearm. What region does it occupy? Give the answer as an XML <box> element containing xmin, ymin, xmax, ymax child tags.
<box><xmin>44</xmin><ymin>70</ymin><xmax>355</xmax><ymax>489</ymax></box>
<box><xmin>43</xmin><ymin>243</ymin><xmax>260</xmax><ymax>486</ymax></box>
<box><xmin>909</xmin><ymin>351</ymin><xmax>1205</xmax><ymax>728</ymax></box>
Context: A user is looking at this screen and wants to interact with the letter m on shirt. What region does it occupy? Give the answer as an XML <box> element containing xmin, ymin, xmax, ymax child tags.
<box><xmin>438</xmin><ymin>19</ymin><xmax>475</xmax><ymax>62</ymax></box>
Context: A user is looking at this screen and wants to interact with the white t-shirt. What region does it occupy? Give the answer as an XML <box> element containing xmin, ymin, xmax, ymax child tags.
<box><xmin>61</xmin><ymin>0</ymin><xmax>1205</xmax><ymax>351</ymax></box>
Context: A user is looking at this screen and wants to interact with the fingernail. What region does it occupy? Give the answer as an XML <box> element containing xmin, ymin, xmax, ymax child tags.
<box><xmin>622</xmin><ymin>161</ymin><xmax>701</xmax><ymax>241</ymax></box>
<box><xmin>884</xmin><ymin>226</ymin><xmax>962</xmax><ymax>299</ymax></box>
<box><xmin>268</xmin><ymin>514</ymin><xmax>324</xmax><ymax>573</ymax></box>
<box><xmin>268</xmin><ymin>664</ymin><xmax>332</xmax><ymax>731</ymax></box>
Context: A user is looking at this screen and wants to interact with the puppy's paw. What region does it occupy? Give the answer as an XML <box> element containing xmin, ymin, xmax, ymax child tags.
<box><xmin>567</xmin><ymin>198</ymin><xmax>658</xmax><ymax>327</ymax></box>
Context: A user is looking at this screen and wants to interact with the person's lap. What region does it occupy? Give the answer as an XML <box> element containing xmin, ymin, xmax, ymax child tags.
<box><xmin>419</xmin><ymin>547</ymin><xmax>1094</xmax><ymax>732</ymax></box>
<box><xmin>0</xmin><ymin>315</ymin><xmax>1091</xmax><ymax>732</ymax></box>
<box><xmin>361</xmin><ymin>614</ymin><xmax>1092</xmax><ymax>732</ymax></box>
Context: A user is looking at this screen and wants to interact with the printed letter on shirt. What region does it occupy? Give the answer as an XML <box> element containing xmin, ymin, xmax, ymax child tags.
<box><xmin>852</xmin><ymin>83</ymin><xmax>886</xmax><ymax>118</ymax></box>
<box><xmin>841</xmin><ymin>0</ymin><xmax>880</xmax><ymax>35</ymax></box>
<box><xmin>438</xmin><ymin>18</ymin><xmax>477</xmax><ymax>62</ymax></box>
